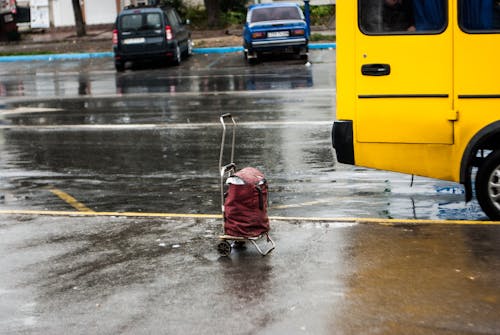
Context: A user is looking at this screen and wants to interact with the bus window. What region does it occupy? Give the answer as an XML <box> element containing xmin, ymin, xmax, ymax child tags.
<box><xmin>459</xmin><ymin>0</ymin><xmax>500</xmax><ymax>31</ymax></box>
<box><xmin>359</xmin><ymin>0</ymin><xmax>446</xmax><ymax>34</ymax></box>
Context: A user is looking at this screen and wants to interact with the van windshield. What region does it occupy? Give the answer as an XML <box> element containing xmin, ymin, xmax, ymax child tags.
<box><xmin>120</xmin><ymin>13</ymin><xmax>162</xmax><ymax>31</ymax></box>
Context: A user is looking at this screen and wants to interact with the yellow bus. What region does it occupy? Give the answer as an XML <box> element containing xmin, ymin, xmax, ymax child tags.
<box><xmin>332</xmin><ymin>0</ymin><xmax>500</xmax><ymax>220</ymax></box>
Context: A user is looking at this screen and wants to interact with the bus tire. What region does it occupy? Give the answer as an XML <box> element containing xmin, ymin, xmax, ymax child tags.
<box><xmin>476</xmin><ymin>150</ymin><xmax>500</xmax><ymax>220</ymax></box>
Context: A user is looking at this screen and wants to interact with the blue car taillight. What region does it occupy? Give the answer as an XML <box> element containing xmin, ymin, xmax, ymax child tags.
<box><xmin>291</xmin><ymin>29</ymin><xmax>305</xmax><ymax>36</ymax></box>
<box><xmin>252</xmin><ymin>31</ymin><xmax>266</xmax><ymax>39</ymax></box>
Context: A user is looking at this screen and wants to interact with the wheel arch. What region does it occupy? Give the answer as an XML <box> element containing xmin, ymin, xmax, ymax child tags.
<box><xmin>460</xmin><ymin>120</ymin><xmax>500</xmax><ymax>201</ymax></box>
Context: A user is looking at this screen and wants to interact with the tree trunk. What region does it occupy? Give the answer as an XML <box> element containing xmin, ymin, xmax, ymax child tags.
<box><xmin>72</xmin><ymin>0</ymin><xmax>86</xmax><ymax>37</ymax></box>
<box><xmin>204</xmin><ymin>0</ymin><xmax>220</xmax><ymax>28</ymax></box>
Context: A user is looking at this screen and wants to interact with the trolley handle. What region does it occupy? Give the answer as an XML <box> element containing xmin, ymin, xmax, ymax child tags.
<box><xmin>219</xmin><ymin>113</ymin><xmax>236</xmax><ymax>172</ymax></box>
<box><xmin>220</xmin><ymin>163</ymin><xmax>236</xmax><ymax>178</ymax></box>
<box><xmin>220</xmin><ymin>113</ymin><xmax>233</xmax><ymax>120</ymax></box>
<box><xmin>219</xmin><ymin>113</ymin><xmax>237</xmax><ymax>211</ymax></box>
<box><xmin>220</xmin><ymin>113</ymin><xmax>235</xmax><ymax>130</ymax></box>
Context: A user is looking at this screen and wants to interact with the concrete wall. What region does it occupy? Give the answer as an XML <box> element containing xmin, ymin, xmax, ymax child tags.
<box><xmin>48</xmin><ymin>0</ymin><xmax>116</xmax><ymax>27</ymax></box>
<box><xmin>50</xmin><ymin>0</ymin><xmax>75</xmax><ymax>27</ymax></box>
<box><xmin>84</xmin><ymin>0</ymin><xmax>116</xmax><ymax>25</ymax></box>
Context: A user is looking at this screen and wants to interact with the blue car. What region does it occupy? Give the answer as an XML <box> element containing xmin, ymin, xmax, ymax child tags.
<box><xmin>243</xmin><ymin>3</ymin><xmax>310</xmax><ymax>63</ymax></box>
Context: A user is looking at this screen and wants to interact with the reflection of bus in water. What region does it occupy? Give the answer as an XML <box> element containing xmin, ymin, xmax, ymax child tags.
<box><xmin>332</xmin><ymin>0</ymin><xmax>500</xmax><ymax>220</ymax></box>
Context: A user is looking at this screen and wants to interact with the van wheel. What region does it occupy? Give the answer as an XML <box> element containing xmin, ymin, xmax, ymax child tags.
<box><xmin>115</xmin><ymin>61</ymin><xmax>125</xmax><ymax>72</ymax></box>
<box><xmin>186</xmin><ymin>38</ymin><xmax>193</xmax><ymax>57</ymax></box>
<box><xmin>172</xmin><ymin>45</ymin><xmax>181</xmax><ymax>66</ymax></box>
<box><xmin>476</xmin><ymin>150</ymin><xmax>500</xmax><ymax>220</ymax></box>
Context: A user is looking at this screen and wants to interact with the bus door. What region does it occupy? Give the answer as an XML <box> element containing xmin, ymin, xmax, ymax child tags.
<box><xmin>355</xmin><ymin>0</ymin><xmax>453</xmax><ymax>144</ymax></box>
<box><xmin>454</xmin><ymin>1</ymin><xmax>500</xmax><ymax>128</ymax></box>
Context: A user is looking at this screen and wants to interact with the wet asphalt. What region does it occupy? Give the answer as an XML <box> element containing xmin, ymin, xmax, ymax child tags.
<box><xmin>0</xmin><ymin>50</ymin><xmax>499</xmax><ymax>334</ymax></box>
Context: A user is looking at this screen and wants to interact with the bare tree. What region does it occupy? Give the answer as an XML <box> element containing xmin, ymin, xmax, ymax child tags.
<box><xmin>72</xmin><ymin>0</ymin><xmax>86</xmax><ymax>37</ymax></box>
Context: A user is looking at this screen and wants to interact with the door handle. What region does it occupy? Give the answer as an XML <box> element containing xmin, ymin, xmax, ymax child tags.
<box><xmin>361</xmin><ymin>64</ymin><xmax>391</xmax><ymax>76</ymax></box>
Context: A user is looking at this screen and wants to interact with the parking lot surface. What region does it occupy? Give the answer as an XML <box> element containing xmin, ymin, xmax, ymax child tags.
<box><xmin>0</xmin><ymin>50</ymin><xmax>498</xmax><ymax>334</ymax></box>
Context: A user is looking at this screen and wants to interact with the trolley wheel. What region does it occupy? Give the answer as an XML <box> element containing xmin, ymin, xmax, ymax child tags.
<box><xmin>217</xmin><ymin>241</ymin><xmax>231</xmax><ymax>256</ymax></box>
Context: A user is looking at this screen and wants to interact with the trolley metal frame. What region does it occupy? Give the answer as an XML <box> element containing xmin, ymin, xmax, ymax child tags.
<box><xmin>217</xmin><ymin>113</ymin><xmax>275</xmax><ymax>256</ymax></box>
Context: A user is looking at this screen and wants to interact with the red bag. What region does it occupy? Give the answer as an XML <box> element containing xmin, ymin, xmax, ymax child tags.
<box><xmin>224</xmin><ymin>167</ymin><xmax>270</xmax><ymax>237</ymax></box>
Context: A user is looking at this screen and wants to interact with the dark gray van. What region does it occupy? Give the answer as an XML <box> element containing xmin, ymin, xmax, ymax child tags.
<box><xmin>112</xmin><ymin>6</ymin><xmax>192</xmax><ymax>71</ymax></box>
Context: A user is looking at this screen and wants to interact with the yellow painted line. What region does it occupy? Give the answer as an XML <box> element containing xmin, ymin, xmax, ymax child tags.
<box><xmin>268</xmin><ymin>216</ymin><xmax>500</xmax><ymax>225</ymax></box>
<box><xmin>49</xmin><ymin>188</ymin><xmax>95</xmax><ymax>213</ymax></box>
<box><xmin>272</xmin><ymin>200</ymin><xmax>330</xmax><ymax>209</ymax></box>
<box><xmin>0</xmin><ymin>209</ymin><xmax>497</xmax><ymax>225</ymax></box>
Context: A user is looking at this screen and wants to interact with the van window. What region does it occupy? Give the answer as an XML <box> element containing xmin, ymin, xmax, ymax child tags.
<box><xmin>146</xmin><ymin>14</ymin><xmax>161</xmax><ymax>29</ymax></box>
<box><xmin>459</xmin><ymin>0</ymin><xmax>500</xmax><ymax>31</ymax></box>
<box><xmin>120</xmin><ymin>14</ymin><xmax>142</xmax><ymax>31</ymax></box>
<box><xmin>359</xmin><ymin>0</ymin><xmax>447</xmax><ymax>34</ymax></box>
<box><xmin>166</xmin><ymin>10</ymin><xmax>180</xmax><ymax>29</ymax></box>
<box><xmin>120</xmin><ymin>13</ymin><xmax>162</xmax><ymax>31</ymax></box>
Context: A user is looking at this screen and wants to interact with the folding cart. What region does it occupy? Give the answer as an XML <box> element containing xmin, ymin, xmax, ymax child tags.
<box><xmin>217</xmin><ymin>113</ymin><xmax>275</xmax><ymax>256</ymax></box>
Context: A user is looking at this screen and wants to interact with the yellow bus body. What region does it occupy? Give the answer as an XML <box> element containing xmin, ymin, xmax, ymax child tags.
<box><xmin>333</xmin><ymin>1</ymin><xmax>500</xmax><ymax>219</ymax></box>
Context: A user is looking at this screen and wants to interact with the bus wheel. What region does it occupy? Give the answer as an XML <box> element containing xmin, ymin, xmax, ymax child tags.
<box><xmin>476</xmin><ymin>150</ymin><xmax>500</xmax><ymax>220</ymax></box>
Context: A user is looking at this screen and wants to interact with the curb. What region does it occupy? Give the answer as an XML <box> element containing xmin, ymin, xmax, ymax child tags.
<box><xmin>192</xmin><ymin>46</ymin><xmax>244</xmax><ymax>54</ymax></box>
<box><xmin>0</xmin><ymin>43</ymin><xmax>336</xmax><ymax>62</ymax></box>
<box><xmin>0</xmin><ymin>52</ymin><xmax>113</xmax><ymax>62</ymax></box>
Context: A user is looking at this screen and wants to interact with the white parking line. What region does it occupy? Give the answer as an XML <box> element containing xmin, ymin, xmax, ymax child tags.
<box><xmin>0</xmin><ymin>120</ymin><xmax>333</xmax><ymax>131</ymax></box>
<box><xmin>2</xmin><ymin>87</ymin><xmax>335</xmax><ymax>105</ymax></box>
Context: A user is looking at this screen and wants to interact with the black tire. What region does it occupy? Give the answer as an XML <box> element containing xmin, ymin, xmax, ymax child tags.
<box><xmin>247</xmin><ymin>52</ymin><xmax>259</xmax><ymax>65</ymax></box>
<box><xmin>475</xmin><ymin>150</ymin><xmax>500</xmax><ymax>220</ymax></box>
<box><xmin>172</xmin><ymin>45</ymin><xmax>181</xmax><ymax>66</ymax></box>
<box><xmin>185</xmin><ymin>38</ymin><xmax>193</xmax><ymax>58</ymax></box>
<box><xmin>115</xmin><ymin>62</ymin><xmax>125</xmax><ymax>72</ymax></box>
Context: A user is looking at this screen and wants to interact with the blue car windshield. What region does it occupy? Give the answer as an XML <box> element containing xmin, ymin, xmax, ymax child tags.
<box><xmin>250</xmin><ymin>6</ymin><xmax>302</xmax><ymax>23</ymax></box>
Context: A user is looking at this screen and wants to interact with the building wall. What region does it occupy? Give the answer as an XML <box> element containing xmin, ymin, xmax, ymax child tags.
<box><xmin>50</xmin><ymin>0</ymin><xmax>75</xmax><ymax>26</ymax></box>
<box><xmin>45</xmin><ymin>0</ymin><xmax>333</xmax><ymax>28</ymax></box>
<box><xmin>49</xmin><ymin>0</ymin><xmax>116</xmax><ymax>27</ymax></box>
<box><xmin>84</xmin><ymin>0</ymin><xmax>116</xmax><ymax>24</ymax></box>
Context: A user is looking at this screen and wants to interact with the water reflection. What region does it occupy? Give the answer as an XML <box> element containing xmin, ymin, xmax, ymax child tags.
<box><xmin>0</xmin><ymin>79</ymin><xmax>25</xmax><ymax>97</ymax></box>
<box><xmin>1</xmin><ymin>118</ymin><xmax>483</xmax><ymax>219</ymax></box>
<box><xmin>0</xmin><ymin>58</ymin><xmax>314</xmax><ymax>97</ymax></box>
<box><xmin>115</xmin><ymin>66</ymin><xmax>313</xmax><ymax>94</ymax></box>
<box><xmin>218</xmin><ymin>255</ymin><xmax>272</xmax><ymax>306</ymax></box>
<box><xmin>0</xmin><ymin>51</ymin><xmax>486</xmax><ymax>220</ymax></box>
<box><xmin>0</xmin><ymin>67</ymin><xmax>314</xmax><ymax>96</ymax></box>
<box><xmin>78</xmin><ymin>74</ymin><xmax>91</xmax><ymax>96</ymax></box>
